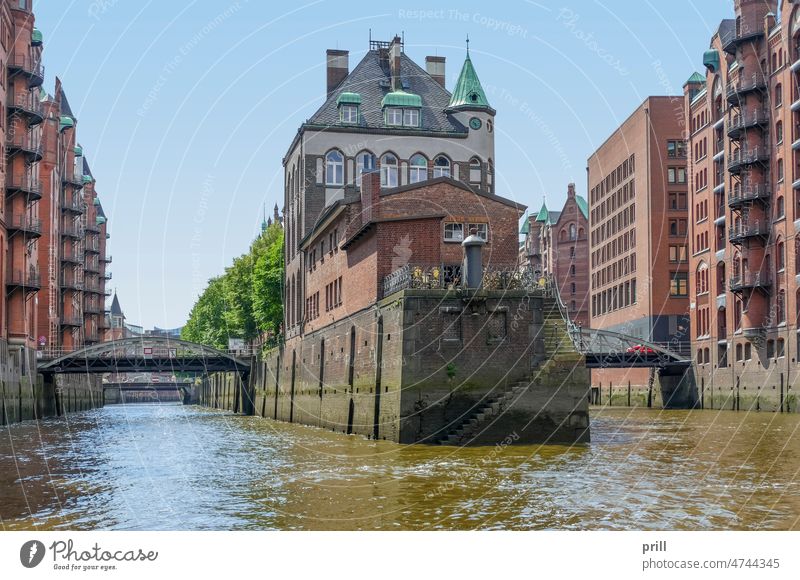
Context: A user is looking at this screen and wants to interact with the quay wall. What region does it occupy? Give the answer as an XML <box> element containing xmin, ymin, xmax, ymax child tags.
<box><xmin>200</xmin><ymin>289</ymin><xmax>591</xmax><ymax>445</ymax></box>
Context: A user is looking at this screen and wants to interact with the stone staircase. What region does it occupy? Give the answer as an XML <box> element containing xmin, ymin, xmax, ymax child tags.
<box><xmin>435</xmin><ymin>297</ymin><xmax>584</xmax><ymax>446</ymax></box>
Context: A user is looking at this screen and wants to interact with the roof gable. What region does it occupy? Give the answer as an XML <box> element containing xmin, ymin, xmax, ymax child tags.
<box><xmin>447</xmin><ymin>54</ymin><xmax>493</xmax><ymax>112</ymax></box>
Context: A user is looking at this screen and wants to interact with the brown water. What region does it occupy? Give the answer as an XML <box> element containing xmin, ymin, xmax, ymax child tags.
<box><xmin>1</xmin><ymin>404</ymin><xmax>799</xmax><ymax>530</ymax></box>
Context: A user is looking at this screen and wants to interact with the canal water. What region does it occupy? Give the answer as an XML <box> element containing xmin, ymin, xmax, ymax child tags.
<box><xmin>1</xmin><ymin>404</ymin><xmax>799</xmax><ymax>530</ymax></box>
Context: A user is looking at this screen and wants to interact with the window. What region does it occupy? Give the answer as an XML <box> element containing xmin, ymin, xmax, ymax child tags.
<box><xmin>409</xmin><ymin>154</ymin><xmax>427</xmax><ymax>184</ymax></box>
<box><xmin>776</xmin><ymin>121</ymin><xmax>783</xmax><ymax>144</ymax></box>
<box><xmin>667</xmin><ymin>140</ymin><xmax>687</xmax><ymax>158</ymax></box>
<box><xmin>403</xmin><ymin>108</ymin><xmax>420</xmax><ymax>127</ymax></box>
<box><xmin>433</xmin><ymin>155</ymin><xmax>451</xmax><ymax>178</ymax></box>
<box><xmin>385</xmin><ymin>108</ymin><xmax>403</xmax><ymax>126</ymax></box>
<box><xmin>468</xmin><ymin>223</ymin><xmax>488</xmax><ymax>241</ymax></box>
<box><xmin>778</xmin><ymin>158</ymin><xmax>785</xmax><ymax>182</ymax></box>
<box><xmin>775</xmin><ymin>83</ymin><xmax>782</xmax><ymax>108</ymax></box>
<box><xmin>356</xmin><ymin>151</ymin><xmax>375</xmax><ymax>188</ymax></box>
<box><xmin>777</xmin><ymin>290</ymin><xmax>786</xmax><ymax>324</ymax></box>
<box><xmin>670</xmin><ymin>272</ymin><xmax>689</xmax><ymax>296</ymax></box>
<box><xmin>325</xmin><ymin>150</ymin><xmax>344</xmax><ymax>186</ymax></box>
<box><xmin>340</xmin><ymin>104</ymin><xmax>358</xmax><ymax>124</ymax></box>
<box><xmin>444</xmin><ymin>222</ymin><xmax>464</xmax><ymax>242</ymax></box>
<box><xmin>669</xmin><ymin>219</ymin><xmax>688</xmax><ymax>236</ymax></box>
<box><xmin>668</xmin><ymin>191</ymin><xmax>687</xmax><ymax>210</ymax></box>
<box><xmin>777</xmin><ymin>195</ymin><xmax>785</xmax><ymax>218</ymax></box>
<box><xmin>669</xmin><ymin>244</ymin><xmax>688</xmax><ymax>262</ymax></box>
<box><xmin>469</xmin><ymin>158</ymin><xmax>482</xmax><ymax>183</ymax></box>
<box><xmin>569</xmin><ymin>224</ymin><xmax>577</xmax><ymax>240</ymax></box>
<box><xmin>778</xmin><ymin>338</ymin><xmax>785</xmax><ymax>358</ymax></box>
<box><xmin>380</xmin><ymin>153</ymin><xmax>398</xmax><ymax>188</ymax></box>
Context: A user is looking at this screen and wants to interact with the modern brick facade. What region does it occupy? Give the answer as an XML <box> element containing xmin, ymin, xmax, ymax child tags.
<box><xmin>685</xmin><ymin>1</ymin><xmax>800</xmax><ymax>411</ymax></box>
<box><xmin>520</xmin><ymin>183</ymin><xmax>590</xmax><ymax>327</ymax></box>
<box><xmin>588</xmin><ymin>97</ymin><xmax>691</xmax><ymax>399</ymax></box>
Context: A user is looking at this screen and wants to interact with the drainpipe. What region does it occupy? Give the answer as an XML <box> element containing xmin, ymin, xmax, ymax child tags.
<box><xmin>645</xmin><ymin>106</ymin><xmax>654</xmax><ymax>342</ymax></box>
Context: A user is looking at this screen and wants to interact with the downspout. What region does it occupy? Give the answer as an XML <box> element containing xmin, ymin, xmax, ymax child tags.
<box><xmin>645</xmin><ymin>106</ymin><xmax>653</xmax><ymax>341</ymax></box>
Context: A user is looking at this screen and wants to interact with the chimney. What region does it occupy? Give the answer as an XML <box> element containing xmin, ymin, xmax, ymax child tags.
<box><xmin>426</xmin><ymin>56</ymin><xmax>446</xmax><ymax>88</ymax></box>
<box><xmin>361</xmin><ymin>169</ymin><xmax>381</xmax><ymax>224</ymax></box>
<box><xmin>326</xmin><ymin>49</ymin><xmax>349</xmax><ymax>98</ymax></box>
<box><xmin>389</xmin><ymin>36</ymin><xmax>402</xmax><ymax>90</ymax></box>
<box><xmin>567</xmin><ymin>183</ymin><xmax>576</xmax><ymax>199</ymax></box>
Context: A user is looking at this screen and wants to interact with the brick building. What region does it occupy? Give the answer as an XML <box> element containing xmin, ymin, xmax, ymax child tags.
<box><xmin>0</xmin><ymin>0</ymin><xmax>111</xmax><ymax>369</ymax></box>
<box><xmin>520</xmin><ymin>183</ymin><xmax>590</xmax><ymax>326</ymax></box>
<box><xmin>588</xmin><ymin>96</ymin><xmax>691</xmax><ymax>400</ymax></box>
<box><xmin>684</xmin><ymin>0</ymin><xmax>800</xmax><ymax>411</ymax></box>
<box><xmin>282</xmin><ymin>36</ymin><xmax>497</xmax><ymax>341</ymax></box>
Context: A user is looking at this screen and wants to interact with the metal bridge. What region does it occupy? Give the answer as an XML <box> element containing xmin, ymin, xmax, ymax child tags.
<box><xmin>37</xmin><ymin>337</ymin><xmax>251</xmax><ymax>376</ymax></box>
<box><xmin>547</xmin><ymin>277</ymin><xmax>691</xmax><ymax>369</ymax></box>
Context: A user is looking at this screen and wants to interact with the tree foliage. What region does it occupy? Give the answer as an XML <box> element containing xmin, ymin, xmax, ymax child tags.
<box><xmin>182</xmin><ymin>223</ymin><xmax>284</xmax><ymax>349</ymax></box>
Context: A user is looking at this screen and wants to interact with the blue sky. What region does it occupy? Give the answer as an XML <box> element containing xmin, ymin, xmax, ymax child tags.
<box><xmin>33</xmin><ymin>0</ymin><xmax>735</xmax><ymax>328</ymax></box>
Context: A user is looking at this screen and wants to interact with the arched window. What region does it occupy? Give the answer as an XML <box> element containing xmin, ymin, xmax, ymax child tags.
<box><xmin>325</xmin><ymin>150</ymin><xmax>344</xmax><ymax>186</ymax></box>
<box><xmin>487</xmin><ymin>158</ymin><xmax>494</xmax><ymax>192</ymax></box>
<box><xmin>356</xmin><ymin>151</ymin><xmax>376</xmax><ymax>188</ymax></box>
<box><xmin>778</xmin><ymin>158</ymin><xmax>785</xmax><ymax>181</ymax></box>
<box><xmin>433</xmin><ymin>155</ymin><xmax>451</xmax><ymax>178</ymax></box>
<box><xmin>777</xmin><ymin>195</ymin><xmax>785</xmax><ymax>218</ymax></box>
<box><xmin>469</xmin><ymin>157</ymin><xmax>482</xmax><ymax>183</ymax></box>
<box><xmin>775</xmin><ymin>83</ymin><xmax>783</xmax><ymax>108</ymax></box>
<box><xmin>569</xmin><ymin>223</ymin><xmax>577</xmax><ymax>240</ymax></box>
<box><xmin>408</xmin><ymin>154</ymin><xmax>428</xmax><ymax>184</ymax></box>
<box><xmin>777</xmin><ymin>237</ymin><xmax>786</xmax><ymax>271</ymax></box>
<box><xmin>777</xmin><ymin>120</ymin><xmax>784</xmax><ymax>144</ymax></box>
<box><xmin>696</xmin><ymin>261</ymin><xmax>708</xmax><ymax>294</ymax></box>
<box><xmin>380</xmin><ymin>153</ymin><xmax>398</xmax><ymax>188</ymax></box>
<box><xmin>777</xmin><ymin>290</ymin><xmax>786</xmax><ymax>324</ymax></box>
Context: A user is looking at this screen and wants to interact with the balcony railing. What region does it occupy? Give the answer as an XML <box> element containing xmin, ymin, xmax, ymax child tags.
<box><xmin>7</xmin><ymin>268</ymin><xmax>41</xmax><ymax>289</ymax></box>
<box><xmin>7</xmin><ymin>55</ymin><xmax>45</xmax><ymax>87</ymax></box>
<box><xmin>721</xmin><ymin>27</ymin><xmax>765</xmax><ymax>54</ymax></box>
<box><xmin>84</xmin><ymin>280</ymin><xmax>102</xmax><ymax>293</ymax></box>
<box><xmin>60</xmin><ymin>275</ymin><xmax>84</xmax><ymax>291</ymax></box>
<box><xmin>85</xmin><ymin>242</ymin><xmax>100</xmax><ymax>254</ymax></box>
<box><xmin>728</xmin><ymin>146</ymin><xmax>769</xmax><ymax>173</ymax></box>
<box><xmin>62</xmin><ymin>170</ymin><xmax>84</xmax><ymax>188</ymax></box>
<box><xmin>5</xmin><ymin>175</ymin><xmax>42</xmax><ymax>200</ymax></box>
<box><xmin>84</xmin><ymin>223</ymin><xmax>101</xmax><ymax>234</ymax></box>
<box><xmin>7</xmin><ymin>214</ymin><xmax>42</xmax><ymax>236</ymax></box>
<box><xmin>6</xmin><ymin>133</ymin><xmax>43</xmax><ymax>160</ymax></box>
<box><xmin>61</xmin><ymin>315</ymin><xmax>83</xmax><ymax>327</ymax></box>
<box><xmin>8</xmin><ymin>91</ymin><xmax>44</xmax><ymax>124</ymax></box>
<box><xmin>104</xmin><ymin>271</ymin><xmax>112</xmax><ymax>280</ymax></box>
<box><xmin>729</xmin><ymin>270</ymin><xmax>772</xmax><ymax>292</ymax></box>
<box><xmin>61</xmin><ymin>251</ymin><xmax>82</xmax><ymax>265</ymax></box>
<box><xmin>729</xmin><ymin>221</ymin><xmax>770</xmax><ymax>243</ymax></box>
<box><xmin>84</xmin><ymin>261</ymin><xmax>101</xmax><ymax>274</ymax></box>
<box><xmin>84</xmin><ymin>302</ymin><xmax>103</xmax><ymax>315</ymax></box>
<box><xmin>382</xmin><ymin>264</ymin><xmax>539</xmax><ymax>298</ymax></box>
<box><xmin>61</xmin><ymin>223</ymin><xmax>84</xmax><ymax>239</ymax></box>
<box><xmin>61</xmin><ymin>196</ymin><xmax>84</xmax><ymax>213</ymax></box>
<box><xmin>728</xmin><ymin>183</ymin><xmax>771</xmax><ymax>208</ymax></box>
<box><xmin>726</xmin><ymin>74</ymin><xmax>767</xmax><ymax>101</ymax></box>
<box><xmin>101</xmin><ymin>255</ymin><xmax>113</xmax><ymax>264</ymax></box>
<box><xmin>727</xmin><ymin>108</ymin><xmax>769</xmax><ymax>138</ymax></box>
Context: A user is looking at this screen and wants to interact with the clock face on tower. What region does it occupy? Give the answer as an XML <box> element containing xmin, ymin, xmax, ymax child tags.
<box><xmin>469</xmin><ymin>117</ymin><xmax>482</xmax><ymax>130</ymax></box>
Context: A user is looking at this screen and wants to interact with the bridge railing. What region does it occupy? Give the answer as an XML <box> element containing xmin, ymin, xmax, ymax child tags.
<box><xmin>36</xmin><ymin>344</ymin><xmax>259</xmax><ymax>362</ymax></box>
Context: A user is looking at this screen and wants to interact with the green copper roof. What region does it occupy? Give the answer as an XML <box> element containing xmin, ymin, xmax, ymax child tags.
<box><xmin>576</xmin><ymin>195</ymin><xmax>589</xmax><ymax>220</ymax></box>
<box><xmin>447</xmin><ymin>54</ymin><xmax>492</xmax><ymax>111</ymax></box>
<box><xmin>93</xmin><ymin>198</ymin><xmax>100</xmax><ymax>206</ymax></box>
<box><xmin>97</xmin><ymin>216</ymin><xmax>107</xmax><ymax>225</ymax></box>
<box><xmin>83</xmin><ymin>175</ymin><xmax>93</xmax><ymax>184</ymax></box>
<box><xmin>702</xmin><ymin>50</ymin><xmax>719</xmax><ymax>73</ymax></box>
<box><xmin>520</xmin><ymin>214</ymin><xmax>530</xmax><ymax>235</ymax></box>
<box><xmin>336</xmin><ymin>92</ymin><xmax>362</xmax><ymax>106</ymax></box>
<box><xmin>32</xmin><ymin>28</ymin><xmax>42</xmax><ymax>46</ymax></box>
<box><xmin>381</xmin><ymin>90</ymin><xmax>422</xmax><ymax>108</ymax></box>
<box><xmin>685</xmin><ymin>71</ymin><xmax>705</xmax><ymax>85</ymax></box>
<box><xmin>535</xmin><ymin>202</ymin><xmax>549</xmax><ymax>223</ymax></box>
<box><xmin>59</xmin><ymin>116</ymin><xmax>74</xmax><ymax>131</ymax></box>
<box><xmin>74</xmin><ymin>145</ymin><xmax>83</xmax><ymax>157</ymax></box>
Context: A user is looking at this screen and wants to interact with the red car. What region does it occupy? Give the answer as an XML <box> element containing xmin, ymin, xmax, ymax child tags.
<box><xmin>626</xmin><ymin>344</ymin><xmax>655</xmax><ymax>355</ymax></box>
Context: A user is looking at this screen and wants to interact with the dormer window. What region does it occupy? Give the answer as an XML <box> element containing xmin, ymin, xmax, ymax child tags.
<box><xmin>381</xmin><ymin>90</ymin><xmax>422</xmax><ymax>128</ymax></box>
<box><xmin>336</xmin><ymin>92</ymin><xmax>361</xmax><ymax>125</ymax></box>
<box><xmin>386</xmin><ymin>108</ymin><xmax>403</xmax><ymax>126</ymax></box>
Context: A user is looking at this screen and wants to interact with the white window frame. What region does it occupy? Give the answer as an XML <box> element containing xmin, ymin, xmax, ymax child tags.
<box><xmin>468</xmin><ymin>223</ymin><xmax>488</xmax><ymax>241</ymax></box>
<box><xmin>356</xmin><ymin>152</ymin><xmax>375</xmax><ymax>188</ymax></box>
<box><xmin>325</xmin><ymin>151</ymin><xmax>344</xmax><ymax>186</ymax></box>
<box><xmin>381</xmin><ymin>154</ymin><xmax>398</xmax><ymax>188</ymax></box>
<box><xmin>403</xmin><ymin>108</ymin><xmax>420</xmax><ymax>127</ymax></box>
<box><xmin>385</xmin><ymin>108</ymin><xmax>403</xmax><ymax>126</ymax></box>
<box><xmin>340</xmin><ymin>104</ymin><xmax>358</xmax><ymax>124</ymax></box>
<box><xmin>443</xmin><ymin>222</ymin><xmax>464</xmax><ymax>242</ymax></box>
<box><xmin>469</xmin><ymin>159</ymin><xmax>482</xmax><ymax>183</ymax></box>
<box><xmin>408</xmin><ymin>155</ymin><xmax>427</xmax><ymax>183</ymax></box>
<box><xmin>433</xmin><ymin>156</ymin><xmax>451</xmax><ymax>178</ymax></box>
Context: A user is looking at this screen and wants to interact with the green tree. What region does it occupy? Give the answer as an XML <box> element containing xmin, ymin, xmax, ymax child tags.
<box><xmin>252</xmin><ymin>223</ymin><xmax>284</xmax><ymax>343</ymax></box>
<box><xmin>181</xmin><ymin>276</ymin><xmax>228</xmax><ymax>349</ymax></box>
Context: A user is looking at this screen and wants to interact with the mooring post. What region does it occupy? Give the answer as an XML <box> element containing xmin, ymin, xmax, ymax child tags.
<box><xmin>461</xmin><ymin>231</ymin><xmax>486</xmax><ymax>289</ymax></box>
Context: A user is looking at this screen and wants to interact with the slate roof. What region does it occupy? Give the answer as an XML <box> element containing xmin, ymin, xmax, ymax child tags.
<box><xmin>83</xmin><ymin>157</ymin><xmax>94</xmax><ymax>179</ymax></box>
<box><xmin>306</xmin><ymin>50</ymin><xmax>468</xmax><ymax>134</ymax></box>
<box><xmin>59</xmin><ymin>86</ymin><xmax>75</xmax><ymax>119</ymax></box>
<box><xmin>110</xmin><ymin>293</ymin><xmax>124</xmax><ymax>317</ymax></box>
<box><xmin>96</xmin><ymin>200</ymin><xmax>106</xmax><ymax>219</ymax></box>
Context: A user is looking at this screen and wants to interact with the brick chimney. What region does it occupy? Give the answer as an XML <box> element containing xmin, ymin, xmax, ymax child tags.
<box><xmin>567</xmin><ymin>183</ymin><xmax>576</xmax><ymax>199</ymax></box>
<box><xmin>361</xmin><ymin>169</ymin><xmax>381</xmax><ymax>224</ymax></box>
<box><xmin>425</xmin><ymin>56</ymin><xmax>446</xmax><ymax>88</ymax></box>
<box><xmin>326</xmin><ymin>49</ymin><xmax>349</xmax><ymax>98</ymax></box>
<box><xmin>389</xmin><ymin>36</ymin><xmax>402</xmax><ymax>91</ymax></box>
